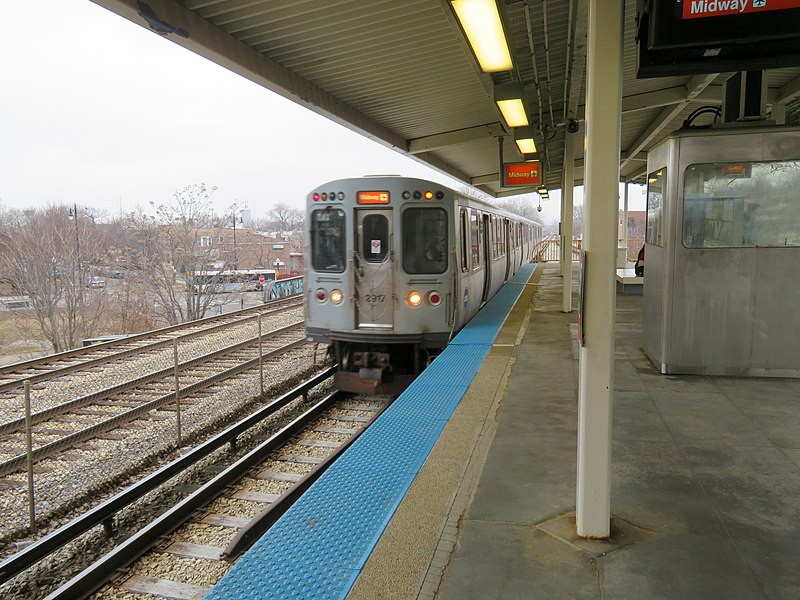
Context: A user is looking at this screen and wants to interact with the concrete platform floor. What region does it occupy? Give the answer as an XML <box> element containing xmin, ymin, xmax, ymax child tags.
<box><xmin>348</xmin><ymin>263</ymin><xmax>800</xmax><ymax>600</ymax></box>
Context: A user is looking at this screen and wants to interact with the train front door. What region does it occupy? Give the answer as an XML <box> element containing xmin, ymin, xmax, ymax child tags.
<box><xmin>355</xmin><ymin>209</ymin><xmax>394</xmax><ymax>329</ymax></box>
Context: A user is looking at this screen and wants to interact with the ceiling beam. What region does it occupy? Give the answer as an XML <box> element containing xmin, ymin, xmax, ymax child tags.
<box><xmin>471</xmin><ymin>173</ymin><xmax>499</xmax><ymax>186</ymax></box>
<box><xmin>777</xmin><ymin>76</ymin><xmax>800</xmax><ymax>104</ymax></box>
<box><xmin>619</xmin><ymin>73</ymin><xmax>718</xmax><ymax>171</ymax></box>
<box><xmin>408</xmin><ymin>123</ymin><xmax>505</xmax><ymax>154</ymax></box>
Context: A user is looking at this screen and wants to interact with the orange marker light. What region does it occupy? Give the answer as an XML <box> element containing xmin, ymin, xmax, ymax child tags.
<box><xmin>424</xmin><ymin>191</ymin><xmax>434</xmax><ymax>200</ymax></box>
<box><xmin>406</xmin><ymin>291</ymin><xmax>423</xmax><ymax>307</ymax></box>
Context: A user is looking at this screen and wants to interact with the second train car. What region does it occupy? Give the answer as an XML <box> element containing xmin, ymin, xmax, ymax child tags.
<box><xmin>305</xmin><ymin>176</ymin><xmax>542</xmax><ymax>394</ymax></box>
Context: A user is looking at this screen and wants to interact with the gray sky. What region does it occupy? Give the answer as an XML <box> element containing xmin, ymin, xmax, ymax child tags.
<box><xmin>0</xmin><ymin>0</ymin><xmax>643</xmax><ymax>225</ymax></box>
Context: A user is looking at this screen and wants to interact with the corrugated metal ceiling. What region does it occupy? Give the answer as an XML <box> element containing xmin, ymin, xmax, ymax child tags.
<box><xmin>95</xmin><ymin>0</ymin><xmax>800</xmax><ymax>196</ymax></box>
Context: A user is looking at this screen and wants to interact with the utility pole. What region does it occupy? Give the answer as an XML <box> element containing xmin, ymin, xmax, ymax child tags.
<box><xmin>69</xmin><ymin>203</ymin><xmax>83</xmax><ymax>301</ymax></box>
<box><xmin>233</xmin><ymin>213</ymin><xmax>238</xmax><ymax>270</ymax></box>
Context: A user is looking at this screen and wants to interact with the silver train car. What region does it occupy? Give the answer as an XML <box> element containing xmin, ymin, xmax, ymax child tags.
<box><xmin>305</xmin><ymin>176</ymin><xmax>542</xmax><ymax>394</ymax></box>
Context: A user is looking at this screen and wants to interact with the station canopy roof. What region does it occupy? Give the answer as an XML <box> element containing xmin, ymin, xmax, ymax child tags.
<box><xmin>95</xmin><ymin>0</ymin><xmax>800</xmax><ymax>197</ymax></box>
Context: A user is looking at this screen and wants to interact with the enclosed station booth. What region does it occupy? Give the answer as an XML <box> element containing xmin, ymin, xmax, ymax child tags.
<box><xmin>642</xmin><ymin>125</ymin><xmax>800</xmax><ymax>377</ymax></box>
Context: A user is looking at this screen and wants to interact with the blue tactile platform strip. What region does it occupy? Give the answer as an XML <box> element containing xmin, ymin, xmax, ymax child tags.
<box><xmin>206</xmin><ymin>263</ymin><xmax>536</xmax><ymax>600</ymax></box>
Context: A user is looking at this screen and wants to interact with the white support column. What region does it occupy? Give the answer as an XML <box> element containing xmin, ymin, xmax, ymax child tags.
<box><xmin>562</xmin><ymin>130</ymin><xmax>576</xmax><ymax>312</ymax></box>
<box><xmin>576</xmin><ymin>0</ymin><xmax>623</xmax><ymax>538</ymax></box>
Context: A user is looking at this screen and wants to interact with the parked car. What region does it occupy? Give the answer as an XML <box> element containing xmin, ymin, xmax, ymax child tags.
<box><xmin>87</xmin><ymin>276</ymin><xmax>106</xmax><ymax>289</ymax></box>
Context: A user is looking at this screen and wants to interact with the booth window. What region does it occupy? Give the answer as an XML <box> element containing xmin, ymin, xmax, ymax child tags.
<box><xmin>683</xmin><ymin>160</ymin><xmax>800</xmax><ymax>249</ymax></box>
<box><xmin>403</xmin><ymin>208</ymin><xmax>448</xmax><ymax>274</ymax></box>
<box><xmin>311</xmin><ymin>208</ymin><xmax>346</xmax><ymax>272</ymax></box>
<box><xmin>646</xmin><ymin>168</ymin><xmax>666</xmax><ymax>246</ymax></box>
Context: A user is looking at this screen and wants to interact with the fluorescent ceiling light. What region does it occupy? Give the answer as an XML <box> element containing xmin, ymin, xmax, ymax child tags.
<box><xmin>451</xmin><ymin>0</ymin><xmax>513</xmax><ymax>72</ymax></box>
<box><xmin>515</xmin><ymin>137</ymin><xmax>537</xmax><ymax>154</ymax></box>
<box><xmin>494</xmin><ymin>83</ymin><xmax>528</xmax><ymax>128</ymax></box>
<box><xmin>514</xmin><ymin>125</ymin><xmax>537</xmax><ymax>154</ymax></box>
<box><xmin>498</xmin><ymin>100</ymin><xmax>528</xmax><ymax>128</ymax></box>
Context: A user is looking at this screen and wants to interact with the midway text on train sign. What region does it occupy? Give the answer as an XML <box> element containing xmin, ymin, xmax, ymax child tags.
<box><xmin>503</xmin><ymin>162</ymin><xmax>541</xmax><ymax>187</ymax></box>
<box><xmin>357</xmin><ymin>191</ymin><xmax>390</xmax><ymax>204</ymax></box>
<box><xmin>682</xmin><ymin>0</ymin><xmax>800</xmax><ymax>19</ymax></box>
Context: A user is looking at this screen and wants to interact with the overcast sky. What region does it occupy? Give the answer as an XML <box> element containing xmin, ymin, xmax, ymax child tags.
<box><xmin>0</xmin><ymin>0</ymin><xmax>643</xmax><ymax>225</ymax></box>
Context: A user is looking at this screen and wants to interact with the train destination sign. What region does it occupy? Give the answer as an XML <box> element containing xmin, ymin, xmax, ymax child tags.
<box><xmin>683</xmin><ymin>0</ymin><xmax>800</xmax><ymax>19</ymax></box>
<box><xmin>357</xmin><ymin>191</ymin><xmax>390</xmax><ymax>204</ymax></box>
<box><xmin>503</xmin><ymin>162</ymin><xmax>541</xmax><ymax>187</ymax></box>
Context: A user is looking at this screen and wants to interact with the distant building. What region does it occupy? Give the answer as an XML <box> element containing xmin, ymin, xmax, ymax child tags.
<box><xmin>619</xmin><ymin>210</ymin><xmax>646</xmax><ymax>240</ymax></box>
<box><xmin>215</xmin><ymin>228</ymin><xmax>304</xmax><ymax>276</ymax></box>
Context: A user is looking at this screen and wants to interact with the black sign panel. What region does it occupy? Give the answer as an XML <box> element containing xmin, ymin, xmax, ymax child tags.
<box><xmin>636</xmin><ymin>0</ymin><xmax>800</xmax><ymax>77</ymax></box>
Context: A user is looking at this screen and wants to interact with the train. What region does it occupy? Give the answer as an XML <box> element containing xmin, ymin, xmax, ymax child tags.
<box><xmin>304</xmin><ymin>176</ymin><xmax>543</xmax><ymax>394</ymax></box>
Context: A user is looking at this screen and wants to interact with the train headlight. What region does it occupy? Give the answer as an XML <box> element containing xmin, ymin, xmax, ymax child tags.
<box><xmin>426</xmin><ymin>291</ymin><xmax>442</xmax><ymax>306</ymax></box>
<box><xmin>315</xmin><ymin>288</ymin><xmax>327</xmax><ymax>302</ymax></box>
<box><xmin>330</xmin><ymin>289</ymin><xmax>344</xmax><ymax>304</ymax></box>
<box><xmin>406</xmin><ymin>290</ymin><xmax>423</xmax><ymax>307</ymax></box>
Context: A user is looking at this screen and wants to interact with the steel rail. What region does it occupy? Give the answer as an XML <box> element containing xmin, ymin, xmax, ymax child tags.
<box><xmin>0</xmin><ymin>367</ymin><xmax>335</xmax><ymax>585</ymax></box>
<box><xmin>222</xmin><ymin>398</ymin><xmax>389</xmax><ymax>560</ymax></box>
<box><xmin>0</xmin><ymin>336</ymin><xmax>309</xmax><ymax>478</ymax></box>
<box><xmin>0</xmin><ymin>320</ymin><xmax>304</xmax><ymax>436</ymax></box>
<box><xmin>0</xmin><ymin>296</ymin><xmax>302</xmax><ymax>394</ymax></box>
<box><xmin>43</xmin><ymin>388</ymin><xmax>346</xmax><ymax>600</ymax></box>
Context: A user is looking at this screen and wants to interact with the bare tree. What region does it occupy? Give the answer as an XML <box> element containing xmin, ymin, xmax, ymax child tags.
<box><xmin>269</xmin><ymin>202</ymin><xmax>304</xmax><ymax>235</ymax></box>
<box><xmin>0</xmin><ymin>206</ymin><xmax>109</xmax><ymax>352</ymax></box>
<box><xmin>495</xmin><ymin>197</ymin><xmax>541</xmax><ymax>221</ymax></box>
<box><xmin>133</xmin><ymin>183</ymin><xmax>225</xmax><ymax>324</ymax></box>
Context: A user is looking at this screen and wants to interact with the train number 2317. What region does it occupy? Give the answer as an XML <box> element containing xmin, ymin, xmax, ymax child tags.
<box><xmin>364</xmin><ymin>294</ymin><xmax>386</xmax><ymax>303</ymax></box>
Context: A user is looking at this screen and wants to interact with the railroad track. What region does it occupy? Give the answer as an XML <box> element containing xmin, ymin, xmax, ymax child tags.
<box><xmin>0</xmin><ymin>296</ymin><xmax>321</xmax><ymax>557</ymax></box>
<box><xmin>21</xmin><ymin>382</ymin><xmax>391</xmax><ymax>600</ymax></box>
<box><xmin>0</xmin><ymin>295</ymin><xmax>302</xmax><ymax>394</ymax></box>
<box><xmin>0</xmin><ymin>321</ymin><xmax>306</xmax><ymax>479</ymax></box>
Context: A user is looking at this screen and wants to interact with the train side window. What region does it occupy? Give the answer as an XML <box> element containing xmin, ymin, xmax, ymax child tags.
<box><xmin>362</xmin><ymin>214</ymin><xmax>389</xmax><ymax>262</ymax></box>
<box><xmin>470</xmin><ymin>211</ymin><xmax>480</xmax><ymax>269</ymax></box>
<box><xmin>402</xmin><ymin>207</ymin><xmax>448</xmax><ymax>274</ymax></box>
<box><xmin>311</xmin><ymin>208</ymin><xmax>346</xmax><ymax>273</ymax></box>
<box><xmin>460</xmin><ymin>209</ymin><xmax>469</xmax><ymax>272</ymax></box>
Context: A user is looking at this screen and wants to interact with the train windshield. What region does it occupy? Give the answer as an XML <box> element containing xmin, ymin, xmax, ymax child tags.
<box><xmin>311</xmin><ymin>208</ymin><xmax>346</xmax><ymax>272</ymax></box>
<box><xmin>402</xmin><ymin>208</ymin><xmax>448</xmax><ymax>274</ymax></box>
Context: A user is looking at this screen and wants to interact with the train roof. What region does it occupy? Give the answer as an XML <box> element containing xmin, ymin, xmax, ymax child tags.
<box><xmin>308</xmin><ymin>176</ymin><xmax>543</xmax><ymax>228</ymax></box>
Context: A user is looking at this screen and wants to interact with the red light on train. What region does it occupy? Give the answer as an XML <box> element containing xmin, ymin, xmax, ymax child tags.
<box><xmin>427</xmin><ymin>291</ymin><xmax>442</xmax><ymax>306</ymax></box>
<box><xmin>316</xmin><ymin>289</ymin><xmax>327</xmax><ymax>302</ymax></box>
<box><xmin>313</xmin><ymin>193</ymin><xmax>320</xmax><ymax>201</ymax></box>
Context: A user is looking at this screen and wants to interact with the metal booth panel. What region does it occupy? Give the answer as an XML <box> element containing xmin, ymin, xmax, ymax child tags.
<box><xmin>650</xmin><ymin>127</ymin><xmax>800</xmax><ymax>376</ymax></box>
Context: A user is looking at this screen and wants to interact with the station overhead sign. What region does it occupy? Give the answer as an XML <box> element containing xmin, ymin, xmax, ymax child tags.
<box><xmin>636</xmin><ymin>0</ymin><xmax>800</xmax><ymax>77</ymax></box>
<box><xmin>503</xmin><ymin>162</ymin><xmax>541</xmax><ymax>187</ymax></box>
